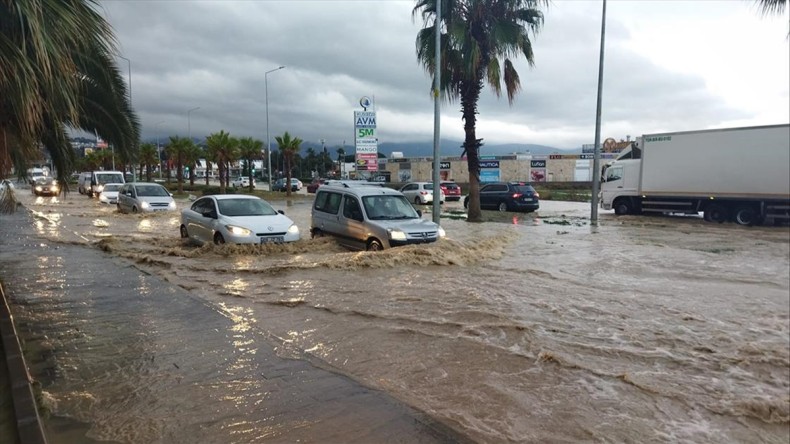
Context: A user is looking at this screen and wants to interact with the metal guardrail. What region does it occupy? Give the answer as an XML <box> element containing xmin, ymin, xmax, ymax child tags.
<box><xmin>0</xmin><ymin>282</ymin><xmax>47</xmax><ymax>444</ymax></box>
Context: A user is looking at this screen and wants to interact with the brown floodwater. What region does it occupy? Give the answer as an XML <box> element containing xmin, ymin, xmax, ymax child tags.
<box><xmin>12</xmin><ymin>189</ymin><xmax>790</xmax><ymax>443</ymax></box>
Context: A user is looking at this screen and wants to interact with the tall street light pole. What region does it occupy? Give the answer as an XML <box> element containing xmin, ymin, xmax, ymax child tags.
<box><xmin>431</xmin><ymin>0</ymin><xmax>442</xmax><ymax>223</ymax></box>
<box><xmin>187</xmin><ymin>106</ymin><xmax>200</xmax><ymax>141</ymax></box>
<box><xmin>591</xmin><ymin>0</ymin><xmax>607</xmax><ymax>225</ymax></box>
<box><xmin>118</xmin><ymin>55</ymin><xmax>133</xmax><ymax>180</ymax></box>
<box><xmin>155</xmin><ymin>120</ymin><xmax>165</xmax><ymax>178</ymax></box>
<box><xmin>265</xmin><ymin>66</ymin><xmax>286</xmax><ymax>191</ymax></box>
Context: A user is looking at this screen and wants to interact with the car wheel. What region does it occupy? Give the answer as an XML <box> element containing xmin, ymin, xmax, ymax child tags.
<box><xmin>214</xmin><ymin>232</ymin><xmax>225</xmax><ymax>244</ymax></box>
<box><xmin>311</xmin><ymin>229</ymin><xmax>323</xmax><ymax>238</ymax></box>
<box><xmin>498</xmin><ymin>202</ymin><xmax>508</xmax><ymax>212</ymax></box>
<box><xmin>414</xmin><ymin>197</ymin><xmax>421</xmax><ymax>205</ymax></box>
<box><xmin>116</xmin><ymin>203</ymin><xmax>122</xmax><ymax>213</ymax></box>
<box><xmin>180</xmin><ymin>225</ymin><xmax>189</xmax><ymax>238</ymax></box>
<box><xmin>131</xmin><ymin>206</ymin><xmax>138</xmax><ymax>214</ymax></box>
<box><xmin>367</xmin><ymin>239</ymin><xmax>383</xmax><ymax>251</ymax></box>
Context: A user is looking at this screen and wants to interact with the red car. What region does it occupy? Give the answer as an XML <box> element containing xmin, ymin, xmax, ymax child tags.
<box><xmin>307</xmin><ymin>178</ymin><xmax>327</xmax><ymax>194</ymax></box>
<box><xmin>440</xmin><ymin>181</ymin><xmax>462</xmax><ymax>201</ymax></box>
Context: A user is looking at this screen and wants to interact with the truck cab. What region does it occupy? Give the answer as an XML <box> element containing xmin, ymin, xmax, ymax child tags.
<box><xmin>600</xmin><ymin>144</ymin><xmax>641</xmax><ymax>214</ymax></box>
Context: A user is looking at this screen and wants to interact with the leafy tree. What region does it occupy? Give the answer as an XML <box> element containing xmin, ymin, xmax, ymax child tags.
<box><xmin>139</xmin><ymin>143</ymin><xmax>159</xmax><ymax>182</ymax></box>
<box><xmin>205</xmin><ymin>130</ymin><xmax>238</xmax><ymax>193</ymax></box>
<box><xmin>274</xmin><ymin>132</ymin><xmax>303</xmax><ymax>197</ymax></box>
<box><xmin>238</xmin><ymin>137</ymin><xmax>263</xmax><ymax>191</ymax></box>
<box><xmin>0</xmin><ymin>0</ymin><xmax>139</xmax><ymax>199</ymax></box>
<box><xmin>756</xmin><ymin>0</ymin><xmax>786</xmax><ymax>14</ymax></box>
<box><xmin>414</xmin><ymin>0</ymin><xmax>544</xmax><ymax>222</ymax></box>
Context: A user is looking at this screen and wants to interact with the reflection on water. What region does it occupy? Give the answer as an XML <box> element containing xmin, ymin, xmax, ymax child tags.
<box><xmin>6</xmin><ymin>191</ymin><xmax>790</xmax><ymax>443</ymax></box>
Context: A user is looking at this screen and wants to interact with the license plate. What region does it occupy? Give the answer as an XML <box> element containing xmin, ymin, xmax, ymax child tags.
<box><xmin>261</xmin><ymin>236</ymin><xmax>284</xmax><ymax>244</ymax></box>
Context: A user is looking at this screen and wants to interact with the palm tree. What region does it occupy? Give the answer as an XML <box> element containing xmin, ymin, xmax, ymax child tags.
<box><xmin>0</xmin><ymin>0</ymin><xmax>139</xmax><ymax>203</ymax></box>
<box><xmin>205</xmin><ymin>130</ymin><xmax>238</xmax><ymax>194</ymax></box>
<box><xmin>414</xmin><ymin>0</ymin><xmax>544</xmax><ymax>222</ymax></box>
<box><xmin>756</xmin><ymin>0</ymin><xmax>786</xmax><ymax>14</ymax></box>
<box><xmin>183</xmin><ymin>142</ymin><xmax>202</xmax><ymax>187</ymax></box>
<box><xmin>139</xmin><ymin>143</ymin><xmax>159</xmax><ymax>182</ymax></box>
<box><xmin>237</xmin><ymin>137</ymin><xmax>263</xmax><ymax>191</ymax></box>
<box><xmin>165</xmin><ymin>136</ymin><xmax>191</xmax><ymax>194</ymax></box>
<box><xmin>274</xmin><ymin>132</ymin><xmax>303</xmax><ymax>197</ymax></box>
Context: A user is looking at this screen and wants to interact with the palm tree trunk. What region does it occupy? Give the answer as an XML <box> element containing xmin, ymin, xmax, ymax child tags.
<box><xmin>462</xmin><ymin>79</ymin><xmax>484</xmax><ymax>222</ymax></box>
<box><xmin>285</xmin><ymin>155</ymin><xmax>292</xmax><ymax>197</ymax></box>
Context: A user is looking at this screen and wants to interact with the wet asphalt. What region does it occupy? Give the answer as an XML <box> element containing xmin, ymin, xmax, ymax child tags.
<box><xmin>0</xmin><ymin>208</ymin><xmax>470</xmax><ymax>443</ymax></box>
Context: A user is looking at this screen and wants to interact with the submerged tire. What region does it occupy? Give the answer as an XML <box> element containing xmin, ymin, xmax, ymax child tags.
<box><xmin>367</xmin><ymin>239</ymin><xmax>383</xmax><ymax>251</ymax></box>
<box><xmin>180</xmin><ymin>225</ymin><xmax>189</xmax><ymax>238</ymax></box>
<box><xmin>734</xmin><ymin>206</ymin><xmax>758</xmax><ymax>226</ymax></box>
<box><xmin>213</xmin><ymin>232</ymin><xmax>225</xmax><ymax>245</ymax></box>
<box><xmin>704</xmin><ymin>204</ymin><xmax>728</xmax><ymax>223</ymax></box>
<box><xmin>614</xmin><ymin>199</ymin><xmax>632</xmax><ymax>215</ymax></box>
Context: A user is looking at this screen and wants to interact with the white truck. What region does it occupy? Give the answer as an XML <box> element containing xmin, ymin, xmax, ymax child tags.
<box><xmin>600</xmin><ymin>124</ymin><xmax>790</xmax><ymax>225</ymax></box>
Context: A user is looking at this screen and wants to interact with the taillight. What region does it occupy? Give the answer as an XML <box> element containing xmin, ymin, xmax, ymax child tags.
<box><xmin>512</xmin><ymin>193</ymin><xmax>522</xmax><ymax>199</ymax></box>
<box><xmin>420</xmin><ymin>191</ymin><xmax>429</xmax><ymax>195</ymax></box>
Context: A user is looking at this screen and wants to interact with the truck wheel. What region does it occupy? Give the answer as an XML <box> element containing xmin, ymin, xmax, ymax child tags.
<box><xmin>734</xmin><ymin>206</ymin><xmax>758</xmax><ymax>226</ymax></box>
<box><xmin>704</xmin><ymin>204</ymin><xmax>728</xmax><ymax>223</ymax></box>
<box><xmin>614</xmin><ymin>200</ymin><xmax>632</xmax><ymax>215</ymax></box>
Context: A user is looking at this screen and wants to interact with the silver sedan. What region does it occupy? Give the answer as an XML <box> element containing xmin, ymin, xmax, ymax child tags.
<box><xmin>180</xmin><ymin>194</ymin><xmax>300</xmax><ymax>245</ymax></box>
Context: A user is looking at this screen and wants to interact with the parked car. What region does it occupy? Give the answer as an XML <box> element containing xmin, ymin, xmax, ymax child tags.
<box><xmin>98</xmin><ymin>183</ymin><xmax>123</xmax><ymax>205</ymax></box>
<box><xmin>231</xmin><ymin>176</ymin><xmax>255</xmax><ymax>188</ymax></box>
<box><xmin>306</xmin><ymin>178</ymin><xmax>327</xmax><ymax>193</ymax></box>
<box><xmin>399</xmin><ymin>182</ymin><xmax>445</xmax><ymax>205</ymax></box>
<box><xmin>117</xmin><ymin>182</ymin><xmax>176</xmax><ymax>213</ymax></box>
<box><xmin>31</xmin><ymin>177</ymin><xmax>59</xmax><ymax>196</ymax></box>
<box><xmin>311</xmin><ymin>184</ymin><xmax>445</xmax><ymax>251</ymax></box>
<box><xmin>464</xmin><ymin>182</ymin><xmax>540</xmax><ymax>212</ymax></box>
<box><xmin>180</xmin><ymin>194</ymin><xmax>300</xmax><ymax>245</ymax></box>
<box><xmin>440</xmin><ymin>181</ymin><xmax>462</xmax><ymax>201</ymax></box>
<box><xmin>273</xmin><ymin>178</ymin><xmax>302</xmax><ymax>192</ymax></box>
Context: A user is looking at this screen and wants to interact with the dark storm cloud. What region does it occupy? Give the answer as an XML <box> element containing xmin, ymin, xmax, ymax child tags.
<box><xmin>99</xmin><ymin>1</ymin><xmax>768</xmax><ymax>150</ymax></box>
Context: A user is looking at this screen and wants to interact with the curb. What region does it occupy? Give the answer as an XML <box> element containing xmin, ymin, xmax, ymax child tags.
<box><xmin>0</xmin><ymin>281</ymin><xmax>47</xmax><ymax>444</ymax></box>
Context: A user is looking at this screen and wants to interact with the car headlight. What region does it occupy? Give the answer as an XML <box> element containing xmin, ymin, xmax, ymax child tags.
<box><xmin>35</xmin><ymin>186</ymin><xmax>42</xmax><ymax>191</ymax></box>
<box><xmin>287</xmin><ymin>224</ymin><xmax>299</xmax><ymax>234</ymax></box>
<box><xmin>168</xmin><ymin>201</ymin><xmax>176</xmax><ymax>209</ymax></box>
<box><xmin>225</xmin><ymin>225</ymin><xmax>252</xmax><ymax>237</ymax></box>
<box><xmin>141</xmin><ymin>201</ymin><xmax>151</xmax><ymax>209</ymax></box>
<box><xmin>388</xmin><ymin>229</ymin><xmax>407</xmax><ymax>241</ymax></box>
<box><xmin>438</xmin><ymin>227</ymin><xmax>446</xmax><ymax>238</ymax></box>
<box><xmin>99</xmin><ymin>194</ymin><xmax>108</xmax><ymax>202</ymax></box>
<box><xmin>51</xmin><ymin>185</ymin><xmax>58</xmax><ymax>192</ymax></box>
<box><xmin>96</xmin><ymin>185</ymin><xmax>104</xmax><ymax>192</ymax></box>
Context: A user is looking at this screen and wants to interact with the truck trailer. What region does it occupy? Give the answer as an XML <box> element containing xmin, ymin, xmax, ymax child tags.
<box><xmin>600</xmin><ymin>124</ymin><xmax>790</xmax><ymax>225</ymax></box>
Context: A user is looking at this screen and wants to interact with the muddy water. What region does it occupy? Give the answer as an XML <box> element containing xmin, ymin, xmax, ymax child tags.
<box><xmin>13</xmin><ymin>190</ymin><xmax>790</xmax><ymax>443</ymax></box>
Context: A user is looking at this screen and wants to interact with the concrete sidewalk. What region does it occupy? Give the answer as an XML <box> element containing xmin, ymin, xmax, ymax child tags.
<box><xmin>0</xmin><ymin>209</ymin><xmax>469</xmax><ymax>443</ymax></box>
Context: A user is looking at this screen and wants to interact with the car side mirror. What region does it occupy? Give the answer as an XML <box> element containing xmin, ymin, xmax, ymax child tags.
<box><xmin>169</xmin><ymin>193</ymin><xmax>174</xmax><ymax>197</ymax></box>
<box><xmin>278</xmin><ymin>210</ymin><xmax>284</xmax><ymax>215</ymax></box>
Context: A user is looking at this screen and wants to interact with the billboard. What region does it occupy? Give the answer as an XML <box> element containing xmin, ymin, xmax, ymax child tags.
<box><xmin>354</xmin><ymin>109</ymin><xmax>377</xmax><ymax>171</ymax></box>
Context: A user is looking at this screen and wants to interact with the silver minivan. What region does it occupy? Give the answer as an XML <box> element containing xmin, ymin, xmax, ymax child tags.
<box><xmin>310</xmin><ymin>184</ymin><xmax>445</xmax><ymax>251</ymax></box>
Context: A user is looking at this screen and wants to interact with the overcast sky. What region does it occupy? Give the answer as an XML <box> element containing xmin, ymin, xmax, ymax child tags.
<box><xmin>98</xmin><ymin>0</ymin><xmax>789</xmax><ymax>151</ymax></box>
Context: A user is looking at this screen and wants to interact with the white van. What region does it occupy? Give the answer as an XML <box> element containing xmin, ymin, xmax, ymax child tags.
<box><xmin>311</xmin><ymin>184</ymin><xmax>445</xmax><ymax>251</ymax></box>
<box><xmin>79</xmin><ymin>171</ymin><xmax>125</xmax><ymax>197</ymax></box>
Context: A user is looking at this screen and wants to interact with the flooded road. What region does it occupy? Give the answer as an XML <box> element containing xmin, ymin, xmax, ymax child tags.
<box><xmin>4</xmin><ymin>187</ymin><xmax>790</xmax><ymax>443</ymax></box>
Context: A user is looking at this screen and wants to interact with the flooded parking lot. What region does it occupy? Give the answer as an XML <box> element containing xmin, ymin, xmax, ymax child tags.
<box><xmin>4</xmin><ymin>187</ymin><xmax>790</xmax><ymax>443</ymax></box>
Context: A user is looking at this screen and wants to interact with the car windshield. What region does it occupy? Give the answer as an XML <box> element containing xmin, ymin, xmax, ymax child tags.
<box><xmin>135</xmin><ymin>185</ymin><xmax>170</xmax><ymax>197</ymax></box>
<box><xmin>362</xmin><ymin>195</ymin><xmax>419</xmax><ymax>220</ymax></box>
<box><xmin>96</xmin><ymin>173</ymin><xmax>124</xmax><ymax>184</ymax></box>
<box><xmin>103</xmin><ymin>184</ymin><xmax>121</xmax><ymax>192</ymax></box>
<box><xmin>217</xmin><ymin>198</ymin><xmax>277</xmax><ymax>217</ymax></box>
